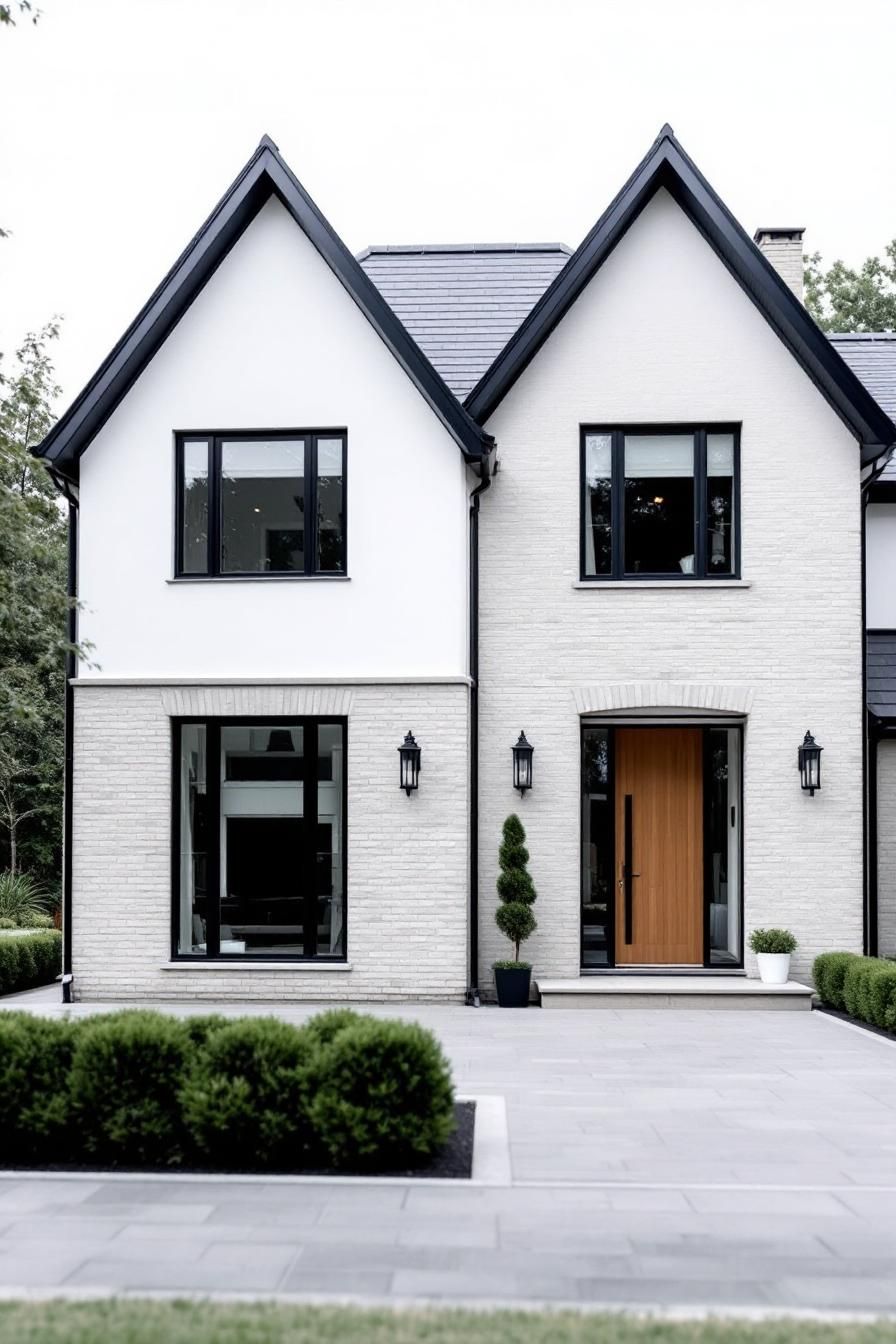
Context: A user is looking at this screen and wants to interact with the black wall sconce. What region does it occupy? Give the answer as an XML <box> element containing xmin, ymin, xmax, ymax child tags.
<box><xmin>398</xmin><ymin>730</ymin><xmax>421</xmax><ymax>795</ymax></box>
<box><xmin>798</xmin><ymin>730</ymin><xmax>823</xmax><ymax>796</ymax></box>
<box><xmin>512</xmin><ymin>730</ymin><xmax>534</xmax><ymax>795</ymax></box>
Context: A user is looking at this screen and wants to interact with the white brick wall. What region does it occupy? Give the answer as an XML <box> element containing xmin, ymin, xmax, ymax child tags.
<box><xmin>72</xmin><ymin>682</ymin><xmax>469</xmax><ymax>1001</ymax></box>
<box><xmin>877</xmin><ymin>741</ymin><xmax>896</xmax><ymax>958</ymax></box>
<box><xmin>477</xmin><ymin>189</ymin><xmax>863</xmax><ymax>988</ymax></box>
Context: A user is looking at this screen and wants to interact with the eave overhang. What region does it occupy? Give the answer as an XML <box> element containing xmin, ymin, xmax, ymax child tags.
<box><xmin>35</xmin><ymin>136</ymin><xmax>492</xmax><ymax>481</ymax></box>
<box><xmin>464</xmin><ymin>125</ymin><xmax>896</xmax><ymax>465</ymax></box>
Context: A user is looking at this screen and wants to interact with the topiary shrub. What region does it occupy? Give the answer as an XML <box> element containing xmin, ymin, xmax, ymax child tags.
<box><xmin>749</xmin><ymin>928</ymin><xmax>797</xmax><ymax>955</ymax></box>
<box><xmin>180</xmin><ymin>1017</ymin><xmax>316</xmax><ymax>1170</ymax></box>
<box><xmin>494</xmin><ymin>813</ymin><xmax>537</xmax><ymax>968</ymax></box>
<box><xmin>182</xmin><ymin>1014</ymin><xmax>230</xmax><ymax>1047</ymax></box>
<box><xmin>308</xmin><ymin>1017</ymin><xmax>455</xmax><ymax>1170</ymax></box>
<box><xmin>19</xmin><ymin>913</ymin><xmax>54</xmax><ymax>930</ymax></box>
<box><xmin>813</xmin><ymin>951</ymin><xmax>861</xmax><ymax>1009</ymax></box>
<box><xmin>303</xmin><ymin>1008</ymin><xmax>364</xmax><ymax>1049</ymax></box>
<box><xmin>864</xmin><ymin>964</ymin><xmax>896</xmax><ymax>1030</ymax></box>
<box><xmin>69</xmin><ymin>1011</ymin><xmax>191</xmax><ymax>1165</ymax></box>
<box><xmin>842</xmin><ymin>958</ymin><xmax>874</xmax><ymax>1020</ymax></box>
<box><xmin>0</xmin><ymin>1014</ymin><xmax>80</xmax><ymax>1162</ymax></box>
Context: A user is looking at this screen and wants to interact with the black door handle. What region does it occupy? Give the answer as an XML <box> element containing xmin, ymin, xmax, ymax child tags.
<box><xmin>623</xmin><ymin>793</ymin><xmax>638</xmax><ymax>945</ymax></box>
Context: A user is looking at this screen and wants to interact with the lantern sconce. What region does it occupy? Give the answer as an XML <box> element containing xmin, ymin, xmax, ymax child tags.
<box><xmin>798</xmin><ymin>730</ymin><xmax>823</xmax><ymax>796</ymax></box>
<box><xmin>398</xmin><ymin>730</ymin><xmax>421</xmax><ymax>796</ymax></box>
<box><xmin>512</xmin><ymin>730</ymin><xmax>534</xmax><ymax>796</ymax></box>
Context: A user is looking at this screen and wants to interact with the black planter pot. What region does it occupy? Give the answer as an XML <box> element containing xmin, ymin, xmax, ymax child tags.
<box><xmin>494</xmin><ymin>965</ymin><xmax>532</xmax><ymax>1008</ymax></box>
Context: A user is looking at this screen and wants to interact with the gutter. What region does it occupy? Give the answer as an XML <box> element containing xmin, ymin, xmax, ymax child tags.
<box><xmin>466</xmin><ymin>445</ymin><xmax>493</xmax><ymax>1007</ymax></box>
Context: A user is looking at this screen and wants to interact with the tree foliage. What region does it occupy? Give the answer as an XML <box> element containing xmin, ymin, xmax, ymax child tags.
<box><xmin>0</xmin><ymin>2</ymin><xmax>38</xmax><ymax>26</ymax></box>
<box><xmin>0</xmin><ymin>322</ymin><xmax>73</xmax><ymax>884</ymax></box>
<box><xmin>805</xmin><ymin>240</ymin><xmax>896</xmax><ymax>332</ymax></box>
<box><xmin>494</xmin><ymin>813</ymin><xmax>537</xmax><ymax>961</ymax></box>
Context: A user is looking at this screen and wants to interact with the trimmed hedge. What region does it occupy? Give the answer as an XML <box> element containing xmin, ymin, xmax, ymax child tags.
<box><xmin>813</xmin><ymin>951</ymin><xmax>896</xmax><ymax>1031</ymax></box>
<box><xmin>0</xmin><ymin>1008</ymin><xmax>456</xmax><ymax>1173</ymax></box>
<box><xmin>0</xmin><ymin>931</ymin><xmax>61</xmax><ymax>996</ymax></box>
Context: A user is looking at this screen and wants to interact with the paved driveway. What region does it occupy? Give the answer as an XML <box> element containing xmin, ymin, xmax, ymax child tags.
<box><xmin>2</xmin><ymin>998</ymin><xmax>896</xmax><ymax>1313</ymax></box>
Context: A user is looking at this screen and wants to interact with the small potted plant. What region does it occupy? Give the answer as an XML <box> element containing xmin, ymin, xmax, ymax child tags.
<box><xmin>749</xmin><ymin>927</ymin><xmax>797</xmax><ymax>984</ymax></box>
<box><xmin>493</xmin><ymin>813</ymin><xmax>537</xmax><ymax>1007</ymax></box>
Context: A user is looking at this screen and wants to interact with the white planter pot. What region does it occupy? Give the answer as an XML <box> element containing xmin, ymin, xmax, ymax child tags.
<box><xmin>757</xmin><ymin>952</ymin><xmax>790</xmax><ymax>985</ymax></box>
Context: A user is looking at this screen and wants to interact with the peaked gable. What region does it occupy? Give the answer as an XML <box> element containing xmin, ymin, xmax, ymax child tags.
<box><xmin>36</xmin><ymin>136</ymin><xmax>492</xmax><ymax>482</ymax></box>
<box><xmin>464</xmin><ymin>125</ymin><xmax>896</xmax><ymax>463</ymax></box>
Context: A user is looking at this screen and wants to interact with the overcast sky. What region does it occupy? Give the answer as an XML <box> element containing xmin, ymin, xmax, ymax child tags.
<box><xmin>2</xmin><ymin>0</ymin><xmax>895</xmax><ymax>408</ymax></box>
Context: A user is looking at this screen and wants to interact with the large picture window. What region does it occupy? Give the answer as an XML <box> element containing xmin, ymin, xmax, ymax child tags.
<box><xmin>174</xmin><ymin>718</ymin><xmax>347</xmax><ymax>961</ymax></box>
<box><xmin>581</xmin><ymin>425</ymin><xmax>739</xmax><ymax>580</ymax></box>
<box><xmin>176</xmin><ymin>432</ymin><xmax>346</xmax><ymax>577</ymax></box>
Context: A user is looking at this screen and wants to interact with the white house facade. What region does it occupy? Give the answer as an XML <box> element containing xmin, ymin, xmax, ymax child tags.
<box><xmin>36</xmin><ymin>128</ymin><xmax>896</xmax><ymax>1002</ymax></box>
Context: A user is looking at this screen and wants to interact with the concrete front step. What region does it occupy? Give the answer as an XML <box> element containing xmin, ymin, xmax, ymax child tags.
<box><xmin>535</xmin><ymin>974</ymin><xmax>815</xmax><ymax>1010</ymax></box>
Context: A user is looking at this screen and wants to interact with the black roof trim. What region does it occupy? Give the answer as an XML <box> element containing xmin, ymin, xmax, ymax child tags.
<box><xmin>464</xmin><ymin>125</ymin><xmax>896</xmax><ymax>460</ymax></box>
<box><xmin>36</xmin><ymin>136</ymin><xmax>492</xmax><ymax>477</ymax></box>
<box><xmin>356</xmin><ymin>243</ymin><xmax>573</xmax><ymax>259</ymax></box>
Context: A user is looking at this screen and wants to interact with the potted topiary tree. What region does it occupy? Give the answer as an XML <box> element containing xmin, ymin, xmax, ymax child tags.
<box><xmin>493</xmin><ymin>813</ymin><xmax>537</xmax><ymax>1007</ymax></box>
<box><xmin>749</xmin><ymin>927</ymin><xmax>797</xmax><ymax>984</ymax></box>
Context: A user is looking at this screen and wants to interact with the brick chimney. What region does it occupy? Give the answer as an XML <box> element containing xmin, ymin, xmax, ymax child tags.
<box><xmin>753</xmin><ymin>227</ymin><xmax>805</xmax><ymax>302</ymax></box>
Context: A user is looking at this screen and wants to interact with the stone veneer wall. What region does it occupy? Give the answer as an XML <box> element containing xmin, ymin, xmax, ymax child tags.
<box><xmin>71</xmin><ymin>682</ymin><xmax>469</xmax><ymax>1001</ymax></box>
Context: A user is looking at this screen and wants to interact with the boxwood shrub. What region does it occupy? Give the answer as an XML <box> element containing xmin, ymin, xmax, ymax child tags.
<box><xmin>813</xmin><ymin>951</ymin><xmax>896</xmax><ymax>1033</ymax></box>
<box><xmin>0</xmin><ymin>1008</ymin><xmax>457</xmax><ymax>1173</ymax></box>
<box><xmin>0</xmin><ymin>931</ymin><xmax>61</xmax><ymax>996</ymax></box>
<box><xmin>180</xmin><ymin>1017</ymin><xmax>316</xmax><ymax>1169</ymax></box>
<box><xmin>0</xmin><ymin>1013</ymin><xmax>81</xmax><ymax>1162</ymax></box>
<box><xmin>69</xmin><ymin>1011</ymin><xmax>192</xmax><ymax>1165</ymax></box>
<box><xmin>308</xmin><ymin>1018</ymin><xmax>455</xmax><ymax>1170</ymax></box>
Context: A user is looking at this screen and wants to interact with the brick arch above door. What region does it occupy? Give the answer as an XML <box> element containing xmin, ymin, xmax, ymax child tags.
<box><xmin>572</xmin><ymin>682</ymin><xmax>754</xmax><ymax>717</ymax></box>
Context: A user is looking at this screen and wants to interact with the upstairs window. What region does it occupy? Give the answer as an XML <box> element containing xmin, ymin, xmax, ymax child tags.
<box><xmin>581</xmin><ymin>426</ymin><xmax>739</xmax><ymax>580</ymax></box>
<box><xmin>176</xmin><ymin>431</ymin><xmax>346</xmax><ymax>577</ymax></box>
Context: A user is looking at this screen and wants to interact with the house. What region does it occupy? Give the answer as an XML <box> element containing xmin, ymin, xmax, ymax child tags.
<box><xmin>35</xmin><ymin>126</ymin><xmax>896</xmax><ymax>1003</ymax></box>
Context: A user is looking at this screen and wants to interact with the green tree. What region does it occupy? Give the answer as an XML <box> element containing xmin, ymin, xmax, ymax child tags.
<box><xmin>494</xmin><ymin>813</ymin><xmax>537</xmax><ymax>963</ymax></box>
<box><xmin>0</xmin><ymin>322</ymin><xmax>73</xmax><ymax>883</ymax></box>
<box><xmin>0</xmin><ymin>2</ymin><xmax>38</xmax><ymax>26</ymax></box>
<box><xmin>805</xmin><ymin>241</ymin><xmax>896</xmax><ymax>332</ymax></box>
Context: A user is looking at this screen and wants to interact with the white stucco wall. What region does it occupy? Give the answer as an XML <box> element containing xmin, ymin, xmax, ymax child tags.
<box><xmin>76</xmin><ymin>197</ymin><xmax>471</xmax><ymax>680</ymax></box>
<box><xmin>478</xmin><ymin>187</ymin><xmax>864</xmax><ymax>987</ymax></box>
<box><xmin>866</xmin><ymin>503</ymin><xmax>896</xmax><ymax>629</ymax></box>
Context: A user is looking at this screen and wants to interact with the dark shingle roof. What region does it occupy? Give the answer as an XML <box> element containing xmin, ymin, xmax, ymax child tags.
<box><xmin>868</xmin><ymin>632</ymin><xmax>896</xmax><ymax>718</ymax></box>
<box><xmin>829</xmin><ymin>335</ymin><xmax>896</xmax><ymax>479</ymax></box>
<box><xmin>357</xmin><ymin>244</ymin><xmax>572</xmax><ymax>399</ymax></box>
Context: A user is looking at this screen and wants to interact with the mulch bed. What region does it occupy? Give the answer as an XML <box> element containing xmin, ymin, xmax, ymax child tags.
<box><xmin>0</xmin><ymin>1100</ymin><xmax>475</xmax><ymax>1180</ymax></box>
<box><xmin>814</xmin><ymin>1003</ymin><xmax>896</xmax><ymax>1043</ymax></box>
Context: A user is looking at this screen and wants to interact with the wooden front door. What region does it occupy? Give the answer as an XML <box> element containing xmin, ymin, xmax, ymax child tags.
<box><xmin>614</xmin><ymin>728</ymin><xmax>703</xmax><ymax>965</ymax></box>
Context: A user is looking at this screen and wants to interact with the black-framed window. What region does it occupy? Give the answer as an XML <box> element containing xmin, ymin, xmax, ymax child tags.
<box><xmin>176</xmin><ymin>431</ymin><xmax>346</xmax><ymax>577</ymax></box>
<box><xmin>580</xmin><ymin>425</ymin><xmax>740</xmax><ymax>580</ymax></box>
<box><xmin>173</xmin><ymin>717</ymin><xmax>347</xmax><ymax>961</ymax></box>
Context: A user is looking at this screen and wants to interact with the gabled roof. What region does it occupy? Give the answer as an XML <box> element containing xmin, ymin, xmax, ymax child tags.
<box><xmin>358</xmin><ymin>244</ymin><xmax>571</xmax><ymax>399</ymax></box>
<box><xmin>35</xmin><ymin>136</ymin><xmax>493</xmax><ymax>480</ymax></box>
<box><xmin>463</xmin><ymin>125</ymin><xmax>896</xmax><ymax>463</ymax></box>
<box><xmin>830</xmin><ymin>334</ymin><xmax>896</xmax><ymax>482</ymax></box>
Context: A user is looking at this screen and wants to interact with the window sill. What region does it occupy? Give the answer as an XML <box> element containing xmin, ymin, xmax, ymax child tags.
<box><xmin>167</xmin><ymin>575</ymin><xmax>351</xmax><ymax>584</ymax></box>
<box><xmin>572</xmin><ymin>579</ymin><xmax>751</xmax><ymax>590</ymax></box>
<box><xmin>160</xmin><ymin>961</ymin><xmax>353</xmax><ymax>971</ymax></box>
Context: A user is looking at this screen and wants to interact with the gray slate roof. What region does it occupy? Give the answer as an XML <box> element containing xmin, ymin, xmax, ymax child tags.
<box><xmin>357</xmin><ymin>244</ymin><xmax>572</xmax><ymax>399</ymax></box>
<box><xmin>868</xmin><ymin>632</ymin><xmax>896</xmax><ymax>719</ymax></box>
<box><xmin>828</xmin><ymin>334</ymin><xmax>896</xmax><ymax>479</ymax></box>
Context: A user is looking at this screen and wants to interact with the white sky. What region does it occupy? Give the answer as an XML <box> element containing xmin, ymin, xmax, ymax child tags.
<box><xmin>2</xmin><ymin>0</ymin><xmax>895</xmax><ymax>408</ymax></box>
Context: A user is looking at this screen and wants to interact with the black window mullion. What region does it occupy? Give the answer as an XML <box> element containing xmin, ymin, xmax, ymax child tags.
<box><xmin>611</xmin><ymin>431</ymin><xmax>624</xmax><ymax>578</ymax></box>
<box><xmin>303</xmin><ymin>717</ymin><xmax>319</xmax><ymax>956</ymax></box>
<box><xmin>694</xmin><ymin>429</ymin><xmax>707</xmax><ymax>579</ymax></box>
<box><xmin>305</xmin><ymin>437</ymin><xmax>315</xmax><ymax>576</ymax></box>
<box><xmin>206</xmin><ymin>721</ymin><xmax>221</xmax><ymax>957</ymax></box>
<box><xmin>174</xmin><ymin>438</ymin><xmax>184</xmax><ymax>575</ymax></box>
<box><xmin>210</xmin><ymin>437</ymin><xmax>222</xmax><ymax>576</ymax></box>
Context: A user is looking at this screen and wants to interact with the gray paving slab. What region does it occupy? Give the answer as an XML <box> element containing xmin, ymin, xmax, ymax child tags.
<box><xmin>0</xmin><ymin>1001</ymin><xmax>895</xmax><ymax>1312</ymax></box>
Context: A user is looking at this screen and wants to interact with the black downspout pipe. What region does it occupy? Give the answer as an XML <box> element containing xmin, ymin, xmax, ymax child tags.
<box><xmin>61</xmin><ymin>500</ymin><xmax>78</xmax><ymax>1003</ymax></box>
<box><xmin>861</xmin><ymin>446</ymin><xmax>893</xmax><ymax>958</ymax></box>
<box><xmin>466</xmin><ymin>452</ymin><xmax>492</xmax><ymax>1007</ymax></box>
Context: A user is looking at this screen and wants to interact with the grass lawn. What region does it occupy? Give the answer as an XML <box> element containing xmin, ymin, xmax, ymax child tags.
<box><xmin>0</xmin><ymin>1303</ymin><xmax>894</xmax><ymax>1344</ymax></box>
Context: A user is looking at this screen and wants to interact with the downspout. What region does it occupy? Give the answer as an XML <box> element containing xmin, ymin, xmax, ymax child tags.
<box><xmin>61</xmin><ymin>498</ymin><xmax>78</xmax><ymax>1002</ymax></box>
<box><xmin>466</xmin><ymin>447</ymin><xmax>493</xmax><ymax>1007</ymax></box>
<box><xmin>861</xmin><ymin>444</ymin><xmax>893</xmax><ymax>958</ymax></box>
